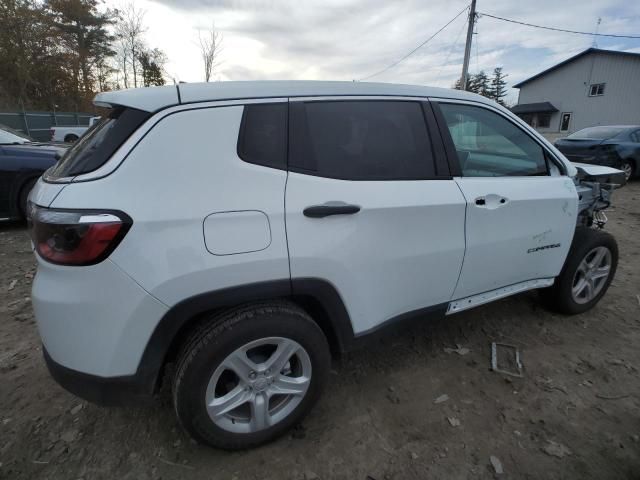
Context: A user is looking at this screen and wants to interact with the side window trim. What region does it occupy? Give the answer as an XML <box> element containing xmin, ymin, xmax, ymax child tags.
<box><xmin>430</xmin><ymin>100</ymin><xmax>567</xmax><ymax>177</ymax></box>
<box><xmin>421</xmin><ymin>101</ymin><xmax>451</xmax><ymax>177</ymax></box>
<box><xmin>287</xmin><ymin>98</ymin><xmax>448</xmax><ymax>181</ymax></box>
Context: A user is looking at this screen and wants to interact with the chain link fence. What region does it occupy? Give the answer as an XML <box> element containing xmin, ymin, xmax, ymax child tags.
<box><xmin>0</xmin><ymin>111</ymin><xmax>94</xmax><ymax>142</ymax></box>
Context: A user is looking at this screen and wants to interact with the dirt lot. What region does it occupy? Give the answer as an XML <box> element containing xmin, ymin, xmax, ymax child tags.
<box><xmin>1</xmin><ymin>183</ymin><xmax>640</xmax><ymax>480</ymax></box>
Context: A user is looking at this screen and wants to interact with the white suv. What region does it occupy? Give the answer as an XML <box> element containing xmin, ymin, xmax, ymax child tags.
<box><xmin>29</xmin><ymin>81</ymin><xmax>623</xmax><ymax>449</ymax></box>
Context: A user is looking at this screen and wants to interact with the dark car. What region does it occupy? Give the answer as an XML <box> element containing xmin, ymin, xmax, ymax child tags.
<box><xmin>0</xmin><ymin>124</ymin><xmax>66</xmax><ymax>220</ymax></box>
<box><xmin>554</xmin><ymin>125</ymin><xmax>640</xmax><ymax>181</ymax></box>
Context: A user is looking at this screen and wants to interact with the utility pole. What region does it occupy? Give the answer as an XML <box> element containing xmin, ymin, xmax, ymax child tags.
<box><xmin>460</xmin><ymin>0</ymin><xmax>477</xmax><ymax>90</ymax></box>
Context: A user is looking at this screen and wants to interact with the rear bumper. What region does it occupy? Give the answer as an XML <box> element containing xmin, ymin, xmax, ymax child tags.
<box><xmin>43</xmin><ymin>347</ymin><xmax>155</xmax><ymax>406</ymax></box>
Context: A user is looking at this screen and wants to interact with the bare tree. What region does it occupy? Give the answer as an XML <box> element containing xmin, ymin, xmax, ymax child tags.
<box><xmin>116</xmin><ymin>2</ymin><xmax>147</xmax><ymax>88</ymax></box>
<box><xmin>197</xmin><ymin>24</ymin><xmax>223</xmax><ymax>82</ymax></box>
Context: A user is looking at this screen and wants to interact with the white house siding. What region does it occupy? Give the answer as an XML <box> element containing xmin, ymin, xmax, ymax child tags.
<box><xmin>516</xmin><ymin>52</ymin><xmax>640</xmax><ymax>134</ymax></box>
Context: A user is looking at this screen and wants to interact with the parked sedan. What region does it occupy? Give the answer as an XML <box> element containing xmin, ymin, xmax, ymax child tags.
<box><xmin>0</xmin><ymin>124</ymin><xmax>66</xmax><ymax>220</ymax></box>
<box><xmin>555</xmin><ymin>125</ymin><xmax>640</xmax><ymax>181</ymax></box>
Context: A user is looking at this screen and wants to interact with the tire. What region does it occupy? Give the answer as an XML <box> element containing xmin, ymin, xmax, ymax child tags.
<box><xmin>620</xmin><ymin>159</ymin><xmax>635</xmax><ymax>181</ymax></box>
<box><xmin>64</xmin><ymin>134</ymin><xmax>79</xmax><ymax>143</ymax></box>
<box><xmin>18</xmin><ymin>177</ymin><xmax>38</xmax><ymax>219</ymax></box>
<box><xmin>540</xmin><ymin>227</ymin><xmax>618</xmax><ymax>315</ymax></box>
<box><xmin>172</xmin><ymin>301</ymin><xmax>331</xmax><ymax>450</ymax></box>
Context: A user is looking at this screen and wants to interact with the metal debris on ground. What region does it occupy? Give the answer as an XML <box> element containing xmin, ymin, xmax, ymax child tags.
<box><xmin>490</xmin><ymin>455</ymin><xmax>504</xmax><ymax>474</ymax></box>
<box><xmin>491</xmin><ymin>342</ymin><xmax>523</xmax><ymax>377</ymax></box>
<box><xmin>444</xmin><ymin>344</ymin><xmax>470</xmax><ymax>356</ymax></box>
<box><xmin>433</xmin><ymin>394</ymin><xmax>449</xmax><ymax>404</ymax></box>
<box><xmin>447</xmin><ymin>417</ymin><xmax>460</xmax><ymax>427</ymax></box>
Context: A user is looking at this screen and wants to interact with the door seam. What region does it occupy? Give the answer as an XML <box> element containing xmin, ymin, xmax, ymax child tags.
<box><xmin>450</xmin><ymin>177</ymin><xmax>468</xmax><ymax>300</ymax></box>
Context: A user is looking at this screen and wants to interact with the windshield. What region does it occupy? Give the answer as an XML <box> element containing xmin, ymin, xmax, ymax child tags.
<box><xmin>0</xmin><ymin>124</ymin><xmax>33</xmax><ymax>144</ymax></box>
<box><xmin>567</xmin><ymin>126</ymin><xmax>626</xmax><ymax>140</ymax></box>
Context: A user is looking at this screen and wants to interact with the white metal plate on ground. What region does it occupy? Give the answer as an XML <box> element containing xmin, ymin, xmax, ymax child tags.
<box><xmin>447</xmin><ymin>278</ymin><xmax>555</xmax><ymax>315</ymax></box>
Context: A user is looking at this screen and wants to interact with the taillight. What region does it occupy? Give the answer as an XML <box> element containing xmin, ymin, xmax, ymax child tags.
<box><xmin>50</xmin><ymin>129</ymin><xmax>55</xmax><ymax>141</ymax></box>
<box><xmin>28</xmin><ymin>203</ymin><xmax>132</xmax><ymax>266</ymax></box>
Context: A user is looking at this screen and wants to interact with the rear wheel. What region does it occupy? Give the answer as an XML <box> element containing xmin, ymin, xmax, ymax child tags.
<box><xmin>64</xmin><ymin>134</ymin><xmax>79</xmax><ymax>143</ymax></box>
<box><xmin>173</xmin><ymin>302</ymin><xmax>331</xmax><ymax>449</ymax></box>
<box><xmin>540</xmin><ymin>227</ymin><xmax>618</xmax><ymax>314</ymax></box>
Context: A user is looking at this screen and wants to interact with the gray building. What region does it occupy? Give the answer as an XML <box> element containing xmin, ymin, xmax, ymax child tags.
<box><xmin>512</xmin><ymin>48</ymin><xmax>640</xmax><ymax>139</ymax></box>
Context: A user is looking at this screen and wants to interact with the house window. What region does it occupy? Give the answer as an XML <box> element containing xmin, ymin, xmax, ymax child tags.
<box><xmin>520</xmin><ymin>114</ymin><xmax>534</xmax><ymax>126</ymax></box>
<box><xmin>589</xmin><ymin>83</ymin><xmax>605</xmax><ymax>96</ymax></box>
<box><xmin>537</xmin><ymin>114</ymin><xmax>551</xmax><ymax>128</ymax></box>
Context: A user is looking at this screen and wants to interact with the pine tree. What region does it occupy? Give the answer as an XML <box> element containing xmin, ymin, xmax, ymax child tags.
<box><xmin>474</xmin><ymin>70</ymin><xmax>490</xmax><ymax>98</ymax></box>
<box><xmin>138</xmin><ymin>48</ymin><xmax>165</xmax><ymax>87</ymax></box>
<box><xmin>489</xmin><ymin>67</ymin><xmax>508</xmax><ymax>106</ymax></box>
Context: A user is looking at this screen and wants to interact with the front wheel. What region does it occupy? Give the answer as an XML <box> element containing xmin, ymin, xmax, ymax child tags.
<box><xmin>173</xmin><ymin>302</ymin><xmax>331</xmax><ymax>449</ymax></box>
<box><xmin>540</xmin><ymin>227</ymin><xmax>618</xmax><ymax>314</ymax></box>
<box><xmin>620</xmin><ymin>160</ymin><xmax>635</xmax><ymax>181</ymax></box>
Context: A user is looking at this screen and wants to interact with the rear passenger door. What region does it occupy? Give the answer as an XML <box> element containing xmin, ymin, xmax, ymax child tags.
<box><xmin>433</xmin><ymin>101</ymin><xmax>578</xmax><ymax>300</ymax></box>
<box><xmin>285</xmin><ymin>98</ymin><xmax>467</xmax><ymax>335</ymax></box>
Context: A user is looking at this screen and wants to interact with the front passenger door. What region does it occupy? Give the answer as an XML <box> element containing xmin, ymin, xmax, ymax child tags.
<box><xmin>434</xmin><ymin>102</ymin><xmax>578</xmax><ymax>300</ymax></box>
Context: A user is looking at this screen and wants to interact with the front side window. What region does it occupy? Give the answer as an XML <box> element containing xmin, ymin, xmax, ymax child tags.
<box><xmin>438</xmin><ymin>103</ymin><xmax>548</xmax><ymax>177</ymax></box>
<box><xmin>290</xmin><ymin>101</ymin><xmax>435</xmax><ymax>180</ymax></box>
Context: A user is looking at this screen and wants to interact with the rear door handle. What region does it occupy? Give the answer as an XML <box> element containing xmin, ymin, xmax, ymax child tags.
<box><xmin>303</xmin><ymin>203</ymin><xmax>361</xmax><ymax>218</ymax></box>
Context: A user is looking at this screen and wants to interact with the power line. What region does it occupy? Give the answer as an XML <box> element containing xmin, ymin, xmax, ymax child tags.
<box><xmin>479</xmin><ymin>12</ymin><xmax>640</xmax><ymax>39</ymax></box>
<box><xmin>359</xmin><ymin>4</ymin><xmax>470</xmax><ymax>81</ymax></box>
<box><xmin>434</xmin><ymin>12</ymin><xmax>469</xmax><ymax>84</ymax></box>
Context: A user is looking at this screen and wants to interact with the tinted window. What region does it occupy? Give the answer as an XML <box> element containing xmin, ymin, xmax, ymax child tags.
<box><xmin>439</xmin><ymin>103</ymin><xmax>548</xmax><ymax>177</ymax></box>
<box><xmin>47</xmin><ymin>107</ymin><xmax>150</xmax><ymax>178</ymax></box>
<box><xmin>290</xmin><ymin>101</ymin><xmax>435</xmax><ymax>180</ymax></box>
<box><xmin>238</xmin><ymin>103</ymin><xmax>287</xmax><ymax>169</ymax></box>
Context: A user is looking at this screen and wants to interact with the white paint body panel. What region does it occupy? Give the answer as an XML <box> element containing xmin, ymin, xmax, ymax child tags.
<box><xmin>29</xmin><ymin>176</ymin><xmax>66</xmax><ymax>207</ymax></box>
<box><xmin>36</xmin><ymin>105</ymin><xmax>289</xmax><ymax>376</ymax></box>
<box><xmin>572</xmin><ymin>162</ymin><xmax>624</xmax><ymax>177</ymax></box>
<box><xmin>32</xmin><ymin>257</ymin><xmax>168</xmax><ymax>376</ymax></box>
<box><xmin>285</xmin><ymin>173</ymin><xmax>467</xmax><ymax>334</ymax></box>
<box><xmin>452</xmin><ymin>176</ymin><xmax>578</xmax><ymax>299</ymax></box>
<box><xmin>50</xmin><ymin>106</ymin><xmax>290</xmax><ymax>306</ymax></box>
<box><xmin>203</xmin><ymin>210</ymin><xmax>272</xmax><ymax>255</ymax></box>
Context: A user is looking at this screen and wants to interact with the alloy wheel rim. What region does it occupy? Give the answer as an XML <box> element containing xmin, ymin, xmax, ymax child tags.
<box><xmin>205</xmin><ymin>337</ymin><xmax>312</xmax><ymax>433</ymax></box>
<box><xmin>571</xmin><ymin>246</ymin><xmax>612</xmax><ymax>304</ymax></box>
<box><xmin>622</xmin><ymin>163</ymin><xmax>632</xmax><ymax>181</ymax></box>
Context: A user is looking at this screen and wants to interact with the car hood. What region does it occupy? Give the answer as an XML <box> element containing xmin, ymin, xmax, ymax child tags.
<box><xmin>1</xmin><ymin>142</ymin><xmax>68</xmax><ymax>158</ymax></box>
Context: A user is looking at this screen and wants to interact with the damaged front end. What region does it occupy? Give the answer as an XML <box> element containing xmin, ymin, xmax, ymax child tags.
<box><xmin>573</xmin><ymin>163</ymin><xmax>626</xmax><ymax>228</ymax></box>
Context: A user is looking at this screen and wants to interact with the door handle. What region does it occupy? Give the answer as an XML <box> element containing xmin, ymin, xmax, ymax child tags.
<box><xmin>303</xmin><ymin>203</ymin><xmax>361</xmax><ymax>218</ymax></box>
<box><xmin>474</xmin><ymin>195</ymin><xmax>508</xmax><ymax>209</ymax></box>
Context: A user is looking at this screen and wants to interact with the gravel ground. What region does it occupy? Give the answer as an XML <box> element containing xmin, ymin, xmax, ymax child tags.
<box><xmin>1</xmin><ymin>182</ymin><xmax>639</xmax><ymax>480</ymax></box>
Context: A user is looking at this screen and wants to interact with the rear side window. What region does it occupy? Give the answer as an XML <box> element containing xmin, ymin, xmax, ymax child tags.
<box><xmin>290</xmin><ymin>101</ymin><xmax>435</xmax><ymax>180</ymax></box>
<box><xmin>47</xmin><ymin>107</ymin><xmax>150</xmax><ymax>178</ymax></box>
<box><xmin>237</xmin><ymin>103</ymin><xmax>287</xmax><ymax>169</ymax></box>
<box><xmin>438</xmin><ymin>103</ymin><xmax>548</xmax><ymax>177</ymax></box>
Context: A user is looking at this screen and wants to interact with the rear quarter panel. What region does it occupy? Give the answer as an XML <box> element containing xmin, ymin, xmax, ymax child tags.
<box><xmin>48</xmin><ymin>105</ymin><xmax>290</xmax><ymax>306</ymax></box>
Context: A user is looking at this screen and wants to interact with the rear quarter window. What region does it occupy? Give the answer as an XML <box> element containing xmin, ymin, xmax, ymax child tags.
<box><xmin>46</xmin><ymin>107</ymin><xmax>150</xmax><ymax>179</ymax></box>
<box><xmin>237</xmin><ymin>103</ymin><xmax>287</xmax><ymax>169</ymax></box>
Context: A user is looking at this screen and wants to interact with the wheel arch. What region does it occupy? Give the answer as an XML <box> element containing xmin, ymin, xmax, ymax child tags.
<box><xmin>138</xmin><ymin>278</ymin><xmax>355</xmax><ymax>394</ymax></box>
<box><xmin>16</xmin><ymin>174</ymin><xmax>41</xmax><ymax>218</ymax></box>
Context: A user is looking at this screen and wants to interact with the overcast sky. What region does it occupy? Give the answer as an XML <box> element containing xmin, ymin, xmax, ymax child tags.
<box><xmin>129</xmin><ymin>0</ymin><xmax>640</xmax><ymax>103</ymax></box>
